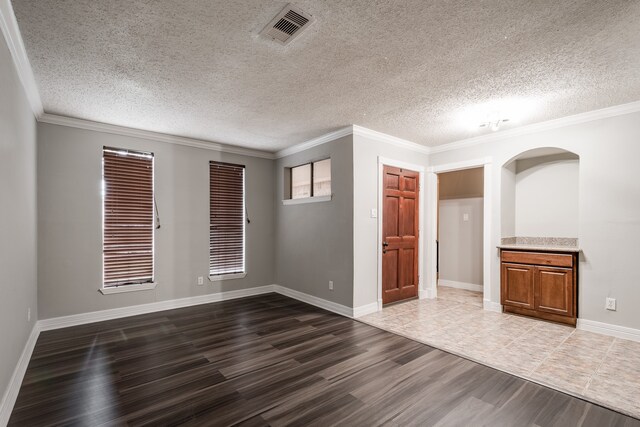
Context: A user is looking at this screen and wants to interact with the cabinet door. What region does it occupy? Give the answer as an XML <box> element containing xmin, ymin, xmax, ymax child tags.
<box><xmin>534</xmin><ymin>266</ymin><xmax>574</xmax><ymax>317</ymax></box>
<box><xmin>501</xmin><ymin>263</ymin><xmax>535</xmax><ymax>309</ymax></box>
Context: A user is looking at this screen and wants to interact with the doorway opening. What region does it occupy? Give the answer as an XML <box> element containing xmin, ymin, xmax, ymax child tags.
<box><xmin>437</xmin><ymin>167</ymin><xmax>484</xmax><ymax>309</ymax></box>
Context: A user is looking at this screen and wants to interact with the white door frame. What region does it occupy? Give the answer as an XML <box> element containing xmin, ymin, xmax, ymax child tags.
<box><xmin>377</xmin><ymin>157</ymin><xmax>426</xmax><ymax>310</ymax></box>
<box><xmin>427</xmin><ymin>157</ymin><xmax>494</xmax><ymax>310</ymax></box>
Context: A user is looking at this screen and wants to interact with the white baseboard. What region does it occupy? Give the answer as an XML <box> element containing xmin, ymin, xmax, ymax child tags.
<box><xmin>483</xmin><ymin>299</ymin><xmax>502</xmax><ymax>313</ymax></box>
<box><xmin>422</xmin><ymin>288</ymin><xmax>437</xmax><ymax>299</ymax></box>
<box><xmin>0</xmin><ymin>323</ymin><xmax>41</xmax><ymax>426</ymax></box>
<box><xmin>39</xmin><ymin>285</ymin><xmax>276</xmax><ymax>331</ymax></box>
<box><xmin>272</xmin><ymin>285</ymin><xmax>353</xmax><ymax>318</ymax></box>
<box><xmin>577</xmin><ymin>319</ymin><xmax>640</xmax><ymax>343</ymax></box>
<box><xmin>38</xmin><ymin>284</ymin><xmax>356</xmax><ymax>332</ymax></box>
<box><xmin>353</xmin><ymin>302</ymin><xmax>379</xmax><ymax>318</ymax></box>
<box><xmin>439</xmin><ymin>279</ymin><xmax>483</xmax><ymax>292</ymax></box>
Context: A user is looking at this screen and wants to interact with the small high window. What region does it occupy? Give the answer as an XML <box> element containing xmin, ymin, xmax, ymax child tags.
<box><xmin>290</xmin><ymin>159</ymin><xmax>331</xmax><ymax>199</ymax></box>
<box><xmin>291</xmin><ymin>163</ymin><xmax>312</xmax><ymax>199</ymax></box>
<box><xmin>313</xmin><ymin>159</ymin><xmax>331</xmax><ymax>197</ymax></box>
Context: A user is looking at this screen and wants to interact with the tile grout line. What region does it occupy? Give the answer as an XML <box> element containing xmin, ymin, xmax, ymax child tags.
<box><xmin>456</xmin><ymin>312</ymin><xmax>533</xmax><ymax>357</ymax></box>
<box><xmin>527</xmin><ymin>327</ymin><xmax>576</xmax><ymax>376</ymax></box>
<box><xmin>494</xmin><ymin>317</ymin><xmax>540</xmax><ymax>366</ymax></box>
<box><xmin>581</xmin><ymin>337</ymin><xmax>617</xmax><ymax>395</ymax></box>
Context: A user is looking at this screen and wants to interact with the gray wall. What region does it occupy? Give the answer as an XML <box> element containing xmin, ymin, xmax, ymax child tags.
<box><xmin>275</xmin><ymin>135</ymin><xmax>354</xmax><ymax>307</ymax></box>
<box><xmin>0</xmin><ymin>38</ymin><xmax>38</xmax><ymax>401</ymax></box>
<box><xmin>430</xmin><ymin>111</ymin><xmax>640</xmax><ymax>330</ymax></box>
<box><xmin>500</xmin><ymin>162</ymin><xmax>516</xmax><ymax>237</ymax></box>
<box><xmin>439</xmin><ymin>198</ymin><xmax>483</xmax><ymax>286</ymax></box>
<box><xmin>37</xmin><ymin>122</ymin><xmax>275</xmax><ymax>319</ymax></box>
<box><xmin>515</xmin><ymin>154</ymin><xmax>579</xmax><ymax>237</ymax></box>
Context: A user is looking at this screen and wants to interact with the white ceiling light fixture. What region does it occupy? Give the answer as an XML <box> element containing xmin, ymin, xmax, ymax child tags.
<box><xmin>455</xmin><ymin>97</ymin><xmax>542</xmax><ymax>133</ymax></box>
<box><xmin>260</xmin><ymin>4</ymin><xmax>315</xmax><ymax>45</ymax></box>
<box><xmin>480</xmin><ymin>112</ymin><xmax>510</xmax><ymax>131</ymax></box>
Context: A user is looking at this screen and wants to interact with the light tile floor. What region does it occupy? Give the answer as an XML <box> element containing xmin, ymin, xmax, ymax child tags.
<box><xmin>359</xmin><ymin>286</ymin><xmax>640</xmax><ymax>419</ymax></box>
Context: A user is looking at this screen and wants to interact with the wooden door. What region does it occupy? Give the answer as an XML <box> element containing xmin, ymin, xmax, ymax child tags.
<box><xmin>501</xmin><ymin>263</ymin><xmax>535</xmax><ymax>309</ymax></box>
<box><xmin>382</xmin><ymin>165</ymin><xmax>420</xmax><ymax>305</ymax></box>
<box><xmin>534</xmin><ymin>266</ymin><xmax>574</xmax><ymax>317</ymax></box>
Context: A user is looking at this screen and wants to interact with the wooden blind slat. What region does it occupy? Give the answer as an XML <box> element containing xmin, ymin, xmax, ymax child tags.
<box><xmin>210</xmin><ymin>161</ymin><xmax>245</xmax><ymax>276</ymax></box>
<box><xmin>103</xmin><ymin>148</ymin><xmax>154</xmax><ymax>287</ymax></box>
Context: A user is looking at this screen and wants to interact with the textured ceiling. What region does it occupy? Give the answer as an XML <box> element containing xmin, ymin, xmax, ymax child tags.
<box><xmin>11</xmin><ymin>0</ymin><xmax>640</xmax><ymax>151</ymax></box>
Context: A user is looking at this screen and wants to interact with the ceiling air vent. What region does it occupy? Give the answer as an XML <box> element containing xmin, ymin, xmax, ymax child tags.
<box><xmin>260</xmin><ymin>4</ymin><xmax>314</xmax><ymax>45</ymax></box>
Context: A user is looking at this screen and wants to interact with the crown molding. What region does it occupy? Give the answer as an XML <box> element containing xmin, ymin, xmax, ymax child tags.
<box><xmin>39</xmin><ymin>113</ymin><xmax>276</xmax><ymax>159</ymax></box>
<box><xmin>275</xmin><ymin>124</ymin><xmax>431</xmax><ymax>159</ymax></box>
<box><xmin>37</xmin><ymin>99</ymin><xmax>640</xmax><ymax>160</ymax></box>
<box><xmin>274</xmin><ymin>126</ymin><xmax>353</xmax><ymax>158</ymax></box>
<box><xmin>429</xmin><ymin>100</ymin><xmax>640</xmax><ymax>155</ymax></box>
<box><xmin>0</xmin><ymin>0</ymin><xmax>43</xmax><ymax>117</ymax></box>
<box><xmin>352</xmin><ymin>124</ymin><xmax>431</xmax><ymax>155</ymax></box>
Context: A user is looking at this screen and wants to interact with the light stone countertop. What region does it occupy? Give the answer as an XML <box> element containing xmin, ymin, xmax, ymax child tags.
<box><xmin>497</xmin><ymin>244</ymin><xmax>580</xmax><ymax>253</ymax></box>
<box><xmin>497</xmin><ymin>237</ymin><xmax>580</xmax><ymax>253</ymax></box>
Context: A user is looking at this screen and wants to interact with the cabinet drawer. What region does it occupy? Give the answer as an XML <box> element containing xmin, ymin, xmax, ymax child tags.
<box><xmin>501</xmin><ymin>251</ymin><xmax>573</xmax><ymax>268</ymax></box>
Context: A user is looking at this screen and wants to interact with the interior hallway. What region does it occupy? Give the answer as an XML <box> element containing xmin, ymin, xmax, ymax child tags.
<box><xmin>359</xmin><ymin>287</ymin><xmax>640</xmax><ymax>419</ymax></box>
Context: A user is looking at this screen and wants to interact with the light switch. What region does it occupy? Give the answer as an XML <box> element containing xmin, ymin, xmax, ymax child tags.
<box><xmin>371</xmin><ymin>209</ymin><xmax>377</xmax><ymax>218</ymax></box>
<box><xmin>463</xmin><ymin>213</ymin><xmax>469</xmax><ymax>221</ymax></box>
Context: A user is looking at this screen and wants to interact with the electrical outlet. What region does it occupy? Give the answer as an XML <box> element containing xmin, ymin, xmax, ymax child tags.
<box><xmin>329</xmin><ymin>280</ymin><xmax>334</xmax><ymax>291</ymax></box>
<box><xmin>605</xmin><ymin>297</ymin><xmax>616</xmax><ymax>311</ymax></box>
<box><xmin>463</xmin><ymin>213</ymin><xmax>469</xmax><ymax>221</ymax></box>
<box><xmin>27</xmin><ymin>308</ymin><xmax>31</xmax><ymax>322</ymax></box>
<box><xmin>197</xmin><ymin>276</ymin><xmax>204</xmax><ymax>286</ymax></box>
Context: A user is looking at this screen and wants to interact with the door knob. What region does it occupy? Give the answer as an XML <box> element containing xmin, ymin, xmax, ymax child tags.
<box><xmin>382</xmin><ymin>241</ymin><xmax>389</xmax><ymax>254</ymax></box>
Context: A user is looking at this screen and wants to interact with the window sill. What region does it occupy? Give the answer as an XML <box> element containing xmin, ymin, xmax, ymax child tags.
<box><xmin>209</xmin><ymin>272</ymin><xmax>247</xmax><ymax>281</ymax></box>
<box><xmin>99</xmin><ymin>282</ymin><xmax>157</xmax><ymax>295</ymax></box>
<box><xmin>282</xmin><ymin>195</ymin><xmax>332</xmax><ymax>205</ymax></box>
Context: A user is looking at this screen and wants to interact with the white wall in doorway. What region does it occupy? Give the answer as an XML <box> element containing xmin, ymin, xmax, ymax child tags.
<box><xmin>439</xmin><ymin>197</ymin><xmax>484</xmax><ymax>290</ymax></box>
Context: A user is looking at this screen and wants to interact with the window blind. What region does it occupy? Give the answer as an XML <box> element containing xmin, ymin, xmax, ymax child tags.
<box><xmin>103</xmin><ymin>147</ymin><xmax>154</xmax><ymax>287</ymax></box>
<box><xmin>210</xmin><ymin>161</ymin><xmax>245</xmax><ymax>276</ymax></box>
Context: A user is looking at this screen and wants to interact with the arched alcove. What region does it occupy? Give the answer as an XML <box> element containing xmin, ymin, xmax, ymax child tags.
<box><xmin>501</xmin><ymin>147</ymin><xmax>580</xmax><ymax>239</ymax></box>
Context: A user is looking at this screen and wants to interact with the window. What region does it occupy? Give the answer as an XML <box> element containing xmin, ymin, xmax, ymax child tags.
<box><xmin>210</xmin><ymin>161</ymin><xmax>246</xmax><ymax>277</ymax></box>
<box><xmin>102</xmin><ymin>147</ymin><xmax>154</xmax><ymax>288</ymax></box>
<box><xmin>290</xmin><ymin>159</ymin><xmax>331</xmax><ymax>199</ymax></box>
<box><xmin>313</xmin><ymin>158</ymin><xmax>331</xmax><ymax>197</ymax></box>
<box><xmin>291</xmin><ymin>163</ymin><xmax>311</xmax><ymax>199</ymax></box>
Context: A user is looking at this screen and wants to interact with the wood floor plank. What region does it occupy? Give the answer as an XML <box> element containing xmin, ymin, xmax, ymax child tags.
<box><xmin>8</xmin><ymin>293</ymin><xmax>640</xmax><ymax>426</ymax></box>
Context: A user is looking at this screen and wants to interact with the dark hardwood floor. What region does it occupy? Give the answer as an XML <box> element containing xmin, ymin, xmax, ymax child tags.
<box><xmin>9</xmin><ymin>293</ymin><xmax>640</xmax><ymax>426</ymax></box>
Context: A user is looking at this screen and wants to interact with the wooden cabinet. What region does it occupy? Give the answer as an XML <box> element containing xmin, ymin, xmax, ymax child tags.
<box><xmin>535</xmin><ymin>266</ymin><xmax>574</xmax><ymax>317</ymax></box>
<box><xmin>501</xmin><ymin>263</ymin><xmax>535</xmax><ymax>309</ymax></box>
<box><xmin>500</xmin><ymin>250</ymin><xmax>578</xmax><ymax>325</ymax></box>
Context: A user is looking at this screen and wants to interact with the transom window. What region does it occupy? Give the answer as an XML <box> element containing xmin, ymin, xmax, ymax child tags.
<box><xmin>291</xmin><ymin>158</ymin><xmax>331</xmax><ymax>199</ymax></box>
